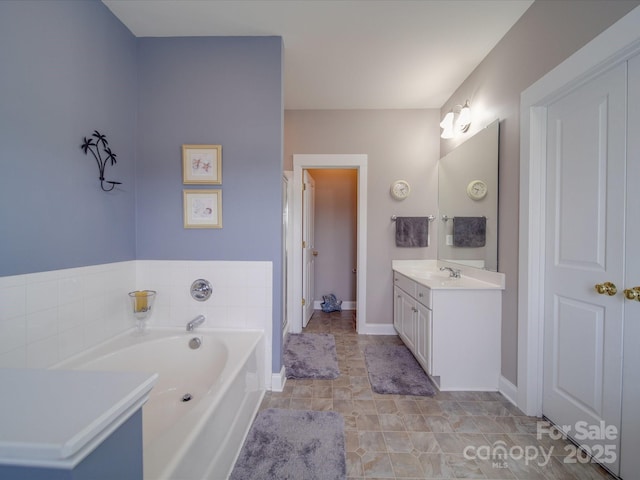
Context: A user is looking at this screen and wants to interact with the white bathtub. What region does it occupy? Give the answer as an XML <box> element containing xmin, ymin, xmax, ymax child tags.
<box><xmin>54</xmin><ymin>328</ymin><xmax>265</xmax><ymax>480</ymax></box>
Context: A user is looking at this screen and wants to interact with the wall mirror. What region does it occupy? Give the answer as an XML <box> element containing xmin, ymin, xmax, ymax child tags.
<box><xmin>438</xmin><ymin>119</ymin><xmax>499</xmax><ymax>271</ymax></box>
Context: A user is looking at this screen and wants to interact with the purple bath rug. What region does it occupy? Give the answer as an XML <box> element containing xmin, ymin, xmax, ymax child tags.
<box><xmin>284</xmin><ymin>333</ymin><xmax>340</xmax><ymax>379</ymax></box>
<box><xmin>364</xmin><ymin>344</ymin><xmax>436</xmax><ymax>396</ymax></box>
<box><xmin>229</xmin><ymin>409</ymin><xmax>346</xmax><ymax>480</ymax></box>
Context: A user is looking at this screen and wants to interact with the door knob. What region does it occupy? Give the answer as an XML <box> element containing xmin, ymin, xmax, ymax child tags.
<box><xmin>623</xmin><ymin>287</ymin><xmax>640</xmax><ymax>301</ymax></box>
<box><xmin>595</xmin><ymin>282</ymin><xmax>617</xmax><ymax>296</ymax></box>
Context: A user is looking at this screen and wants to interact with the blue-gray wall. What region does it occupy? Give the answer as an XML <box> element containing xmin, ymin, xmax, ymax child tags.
<box><xmin>137</xmin><ymin>36</ymin><xmax>284</xmax><ymax>371</ymax></box>
<box><xmin>0</xmin><ymin>0</ymin><xmax>138</xmax><ymax>276</ymax></box>
<box><xmin>0</xmin><ymin>1</ymin><xmax>284</xmax><ymax>372</ymax></box>
<box><xmin>137</xmin><ymin>37</ymin><xmax>283</xmax><ymax>262</ymax></box>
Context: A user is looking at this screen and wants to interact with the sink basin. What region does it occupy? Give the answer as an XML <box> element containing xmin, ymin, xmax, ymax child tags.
<box><xmin>394</xmin><ymin>267</ymin><xmax>499</xmax><ymax>289</ymax></box>
<box><xmin>392</xmin><ymin>260</ymin><xmax>505</xmax><ymax>290</ymax></box>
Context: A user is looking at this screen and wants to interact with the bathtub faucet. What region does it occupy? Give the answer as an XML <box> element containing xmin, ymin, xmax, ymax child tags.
<box><xmin>186</xmin><ymin>314</ymin><xmax>206</xmax><ymax>332</ymax></box>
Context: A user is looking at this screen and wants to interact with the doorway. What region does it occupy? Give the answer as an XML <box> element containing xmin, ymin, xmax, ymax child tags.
<box><xmin>291</xmin><ymin>154</ymin><xmax>368</xmax><ymax>334</ymax></box>
<box><xmin>306</xmin><ymin>168</ymin><xmax>358</xmax><ymax>321</ymax></box>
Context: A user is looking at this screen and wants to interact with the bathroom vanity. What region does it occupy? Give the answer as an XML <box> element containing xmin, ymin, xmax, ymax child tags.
<box><xmin>392</xmin><ymin>260</ymin><xmax>504</xmax><ymax>391</ymax></box>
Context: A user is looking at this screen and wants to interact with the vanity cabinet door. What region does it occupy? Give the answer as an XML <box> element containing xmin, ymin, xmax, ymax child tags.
<box><xmin>393</xmin><ymin>286</ymin><xmax>403</xmax><ymax>333</ymax></box>
<box><xmin>402</xmin><ymin>292</ymin><xmax>416</xmax><ymax>351</ymax></box>
<box><xmin>415</xmin><ymin>302</ymin><xmax>432</xmax><ymax>374</ymax></box>
<box><xmin>395</xmin><ymin>287</ymin><xmax>416</xmax><ymax>351</ymax></box>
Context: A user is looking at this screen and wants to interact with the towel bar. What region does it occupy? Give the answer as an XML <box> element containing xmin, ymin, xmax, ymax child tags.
<box><xmin>442</xmin><ymin>215</ymin><xmax>486</xmax><ymax>222</ymax></box>
<box><xmin>391</xmin><ymin>215</ymin><xmax>435</xmax><ymax>222</ymax></box>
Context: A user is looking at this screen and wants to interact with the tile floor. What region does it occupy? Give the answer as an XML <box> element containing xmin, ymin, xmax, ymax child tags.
<box><xmin>259</xmin><ymin>310</ymin><xmax>617</xmax><ymax>480</ymax></box>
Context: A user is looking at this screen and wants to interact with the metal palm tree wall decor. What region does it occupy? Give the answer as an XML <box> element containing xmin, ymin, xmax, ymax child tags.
<box><xmin>80</xmin><ymin>130</ymin><xmax>122</xmax><ymax>191</ymax></box>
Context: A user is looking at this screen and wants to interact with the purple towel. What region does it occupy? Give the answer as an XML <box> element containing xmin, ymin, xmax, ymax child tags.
<box><xmin>395</xmin><ymin>217</ymin><xmax>429</xmax><ymax>247</ymax></box>
<box><xmin>453</xmin><ymin>216</ymin><xmax>486</xmax><ymax>247</ymax></box>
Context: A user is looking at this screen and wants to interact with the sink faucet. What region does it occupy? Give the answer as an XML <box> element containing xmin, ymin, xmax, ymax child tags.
<box><xmin>186</xmin><ymin>314</ymin><xmax>205</xmax><ymax>332</ymax></box>
<box><xmin>440</xmin><ymin>266</ymin><xmax>461</xmax><ymax>278</ymax></box>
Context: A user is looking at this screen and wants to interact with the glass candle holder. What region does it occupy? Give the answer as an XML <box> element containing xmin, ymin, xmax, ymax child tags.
<box><xmin>127</xmin><ymin>290</ymin><xmax>156</xmax><ymax>332</ymax></box>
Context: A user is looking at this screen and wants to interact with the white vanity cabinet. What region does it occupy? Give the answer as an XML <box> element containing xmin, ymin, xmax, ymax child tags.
<box><xmin>393</xmin><ymin>273</ymin><xmax>432</xmax><ymax>375</ymax></box>
<box><xmin>393</xmin><ymin>265</ymin><xmax>503</xmax><ymax>391</ymax></box>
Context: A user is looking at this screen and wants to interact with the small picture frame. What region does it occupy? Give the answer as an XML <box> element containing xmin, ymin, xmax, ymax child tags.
<box><xmin>183</xmin><ymin>189</ymin><xmax>222</xmax><ymax>228</ymax></box>
<box><xmin>182</xmin><ymin>144</ymin><xmax>222</xmax><ymax>184</ymax></box>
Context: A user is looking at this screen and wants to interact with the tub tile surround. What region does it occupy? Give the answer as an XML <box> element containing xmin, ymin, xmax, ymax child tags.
<box><xmin>0</xmin><ymin>260</ymin><xmax>273</xmax><ymax>380</ymax></box>
<box><xmin>135</xmin><ymin>260</ymin><xmax>272</xmax><ymax>332</ymax></box>
<box><xmin>0</xmin><ymin>262</ymin><xmax>136</xmax><ymax>369</ymax></box>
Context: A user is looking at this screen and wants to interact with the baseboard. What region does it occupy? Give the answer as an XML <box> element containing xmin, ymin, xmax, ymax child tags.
<box><xmin>270</xmin><ymin>366</ymin><xmax>287</xmax><ymax>392</ymax></box>
<box><xmin>358</xmin><ymin>322</ymin><xmax>397</xmax><ymax>335</ymax></box>
<box><xmin>499</xmin><ymin>375</ymin><xmax>518</xmax><ymax>407</ymax></box>
<box><xmin>313</xmin><ymin>300</ymin><xmax>357</xmax><ymax>310</ymax></box>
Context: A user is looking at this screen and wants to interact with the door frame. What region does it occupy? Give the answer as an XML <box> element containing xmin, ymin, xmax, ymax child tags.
<box><xmin>518</xmin><ymin>7</ymin><xmax>640</xmax><ymax>416</ymax></box>
<box><xmin>291</xmin><ymin>154</ymin><xmax>368</xmax><ymax>334</ymax></box>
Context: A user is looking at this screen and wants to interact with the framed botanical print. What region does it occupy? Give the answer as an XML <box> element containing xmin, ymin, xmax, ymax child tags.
<box><xmin>182</xmin><ymin>144</ymin><xmax>222</xmax><ymax>184</ymax></box>
<box><xmin>183</xmin><ymin>189</ymin><xmax>222</xmax><ymax>228</ymax></box>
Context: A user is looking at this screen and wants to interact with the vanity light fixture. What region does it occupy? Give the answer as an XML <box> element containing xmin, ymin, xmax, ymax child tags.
<box><xmin>439</xmin><ymin>111</ymin><xmax>454</xmax><ymax>139</ymax></box>
<box><xmin>457</xmin><ymin>100</ymin><xmax>472</xmax><ymax>133</ymax></box>
<box><xmin>439</xmin><ymin>100</ymin><xmax>472</xmax><ymax>138</ymax></box>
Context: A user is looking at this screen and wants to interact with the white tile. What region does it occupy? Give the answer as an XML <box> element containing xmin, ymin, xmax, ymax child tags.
<box><xmin>0</xmin><ymin>317</ymin><xmax>27</xmax><ymax>354</ymax></box>
<box><xmin>26</xmin><ymin>307</ymin><xmax>58</xmax><ymax>343</ymax></box>
<box><xmin>245</xmin><ymin>287</ymin><xmax>269</xmax><ymax>307</ymax></box>
<box><xmin>83</xmin><ymin>319</ymin><xmax>111</xmax><ymax>349</ymax></box>
<box><xmin>0</xmin><ymin>274</ymin><xmax>26</xmax><ymax>288</ymax></box>
<box><xmin>83</xmin><ymin>294</ymin><xmax>107</xmax><ymax>319</ymax></box>
<box><xmin>202</xmin><ymin>305</ymin><xmax>228</xmax><ymax>326</ymax></box>
<box><xmin>206</xmin><ymin>286</ymin><xmax>228</xmax><ymax>307</ymax></box>
<box><xmin>26</xmin><ymin>280</ymin><xmax>59</xmax><ymax>314</ymax></box>
<box><xmin>58</xmin><ymin>327</ymin><xmax>86</xmax><ymax>361</ymax></box>
<box><xmin>245</xmin><ymin>307</ymin><xmax>270</xmax><ymax>330</ymax></box>
<box><xmin>227</xmin><ymin>306</ymin><xmax>249</xmax><ymax>328</ymax></box>
<box><xmin>0</xmin><ymin>347</ymin><xmax>26</xmax><ymax>368</ymax></box>
<box><xmin>246</xmin><ymin>262</ymin><xmax>271</xmax><ymax>288</ymax></box>
<box><xmin>83</xmin><ymin>271</ymin><xmax>107</xmax><ymax>298</ymax></box>
<box><xmin>27</xmin><ymin>336</ymin><xmax>59</xmax><ymax>368</ymax></box>
<box><xmin>24</xmin><ymin>269</ymin><xmax>60</xmax><ymax>284</ymax></box>
<box><xmin>58</xmin><ymin>301</ymin><xmax>86</xmax><ymax>332</ymax></box>
<box><xmin>0</xmin><ymin>284</ymin><xmax>26</xmax><ymax>321</ymax></box>
<box><xmin>59</xmin><ymin>276</ymin><xmax>85</xmax><ymax>305</ymax></box>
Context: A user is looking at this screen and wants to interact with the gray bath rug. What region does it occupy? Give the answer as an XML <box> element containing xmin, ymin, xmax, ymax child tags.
<box><xmin>364</xmin><ymin>344</ymin><xmax>436</xmax><ymax>396</ymax></box>
<box><xmin>229</xmin><ymin>409</ymin><xmax>346</xmax><ymax>480</ymax></box>
<box><xmin>284</xmin><ymin>333</ymin><xmax>340</xmax><ymax>379</ymax></box>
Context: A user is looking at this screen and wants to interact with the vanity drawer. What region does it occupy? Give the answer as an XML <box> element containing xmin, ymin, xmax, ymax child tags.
<box><xmin>415</xmin><ymin>284</ymin><xmax>432</xmax><ymax>309</ymax></box>
<box><xmin>393</xmin><ymin>272</ymin><xmax>416</xmax><ymax>297</ymax></box>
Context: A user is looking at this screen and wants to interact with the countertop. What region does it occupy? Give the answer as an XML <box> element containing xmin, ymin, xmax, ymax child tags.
<box><xmin>392</xmin><ymin>260</ymin><xmax>505</xmax><ymax>290</ymax></box>
<box><xmin>0</xmin><ymin>368</ymin><xmax>157</xmax><ymax>468</ymax></box>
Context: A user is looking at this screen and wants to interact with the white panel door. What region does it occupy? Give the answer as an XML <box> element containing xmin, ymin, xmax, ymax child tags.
<box><xmin>620</xmin><ymin>53</ymin><xmax>640</xmax><ymax>480</ymax></box>
<box><xmin>543</xmin><ymin>63</ymin><xmax>626</xmax><ymax>474</ymax></box>
<box><xmin>302</xmin><ymin>170</ymin><xmax>316</xmax><ymax>327</ymax></box>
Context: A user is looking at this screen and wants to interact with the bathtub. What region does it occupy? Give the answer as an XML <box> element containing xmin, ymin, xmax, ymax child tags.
<box><xmin>53</xmin><ymin>328</ymin><xmax>265</xmax><ymax>480</ymax></box>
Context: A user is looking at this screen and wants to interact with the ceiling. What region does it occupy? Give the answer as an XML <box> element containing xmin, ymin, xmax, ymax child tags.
<box><xmin>102</xmin><ymin>0</ymin><xmax>533</xmax><ymax>110</ymax></box>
